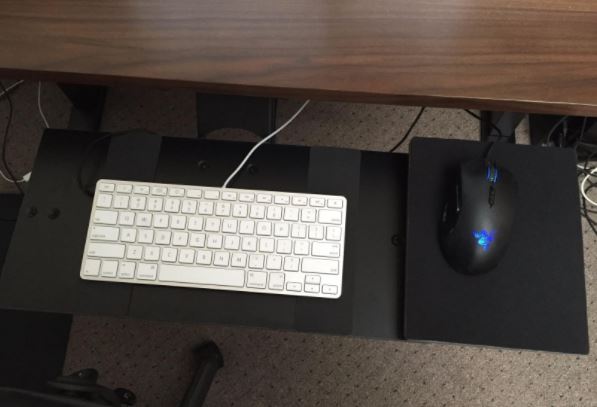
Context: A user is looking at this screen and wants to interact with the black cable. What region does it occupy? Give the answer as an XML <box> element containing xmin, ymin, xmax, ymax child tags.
<box><xmin>389</xmin><ymin>107</ymin><xmax>426</xmax><ymax>152</ymax></box>
<box><xmin>0</xmin><ymin>81</ymin><xmax>24</xmax><ymax>195</ymax></box>
<box><xmin>545</xmin><ymin>115</ymin><xmax>569</xmax><ymax>145</ymax></box>
<box><xmin>463</xmin><ymin>110</ymin><xmax>504</xmax><ymax>139</ymax></box>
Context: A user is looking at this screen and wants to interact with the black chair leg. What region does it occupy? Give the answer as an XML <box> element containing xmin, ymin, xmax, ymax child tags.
<box><xmin>179</xmin><ymin>342</ymin><xmax>224</xmax><ymax>407</ymax></box>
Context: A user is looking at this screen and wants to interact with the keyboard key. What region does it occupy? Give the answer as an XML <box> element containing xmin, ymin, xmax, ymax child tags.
<box><xmin>294</xmin><ymin>240</ymin><xmax>310</xmax><ymax>255</ymax></box>
<box><xmin>326</xmin><ymin>226</ymin><xmax>342</xmax><ymax>241</ymax></box>
<box><xmin>283</xmin><ymin>256</ymin><xmax>300</xmax><ymax>272</ymax></box>
<box><xmin>100</xmin><ymin>260</ymin><xmax>118</xmax><ymax>277</ymax></box>
<box><xmin>156</xmin><ymin>230</ymin><xmax>173</xmax><ymax>247</ymax></box>
<box><xmin>318</xmin><ymin>209</ymin><xmax>342</xmax><ymax>225</ymax></box>
<box><xmin>148</xmin><ymin>197</ymin><xmax>163</xmax><ymax>211</ymax></box>
<box><xmin>178</xmin><ymin>249</ymin><xmax>195</xmax><ymax>264</ymax></box>
<box><xmin>259</xmin><ymin>238</ymin><xmax>275</xmax><ymax>253</ymax></box>
<box><xmin>151</xmin><ymin>186</ymin><xmax>168</xmax><ymax>196</ymax></box>
<box><xmin>153</xmin><ymin>214</ymin><xmax>169</xmax><ymax>228</ymax></box>
<box><xmin>327</xmin><ymin>199</ymin><xmax>343</xmax><ymax>208</ymax></box>
<box><xmin>130</xmin><ymin>196</ymin><xmax>146</xmax><ymax>210</ymax></box>
<box><xmin>205</xmin><ymin>218</ymin><xmax>221</xmax><ymax>232</ymax></box>
<box><xmin>137</xmin><ymin>263</ymin><xmax>157</xmax><ymax>280</ymax></box>
<box><xmin>242</xmin><ymin>237</ymin><xmax>257</xmax><ymax>252</ymax></box>
<box><xmin>90</xmin><ymin>226</ymin><xmax>119</xmax><ymax>241</ymax></box>
<box><xmin>305</xmin><ymin>283</ymin><xmax>320</xmax><ymax>293</ymax></box>
<box><xmin>93</xmin><ymin>210</ymin><xmax>118</xmax><ymax>225</ymax></box>
<box><xmin>322</xmin><ymin>285</ymin><xmax>338</xmax><ymax>295</ymax></box>
<box><xmin>196</xmin><ymin>250</ymin><xmax>212</xmax><ymax>265</ymax></box>
<box><xmin>301</xmin><ymin>258</ymin><xmax>339</xmax><ymax>274</ymax></box>
<box><xmin>133</xmin><ymin>185</ymin><xmax>150</xmax><ymax>194</ymax></box>
<box><xmin>286</xmin><ymin>282</ymin><xmax>302</xmax><ymax>291</ymax></box>
<box><xmin>214</xmin><ymin>252</ymin><xmax>230</xmax><ymax>266</ymax></box>
<box><xmin>118</xmin><ymin>211</ymin><xmax>135</xmax><ymax>226</ymax></box>
<box><xmin>161</xmin><ymin>248</ymin><xmax>178</xmax><ymax>262</ymax></box>
<box><xmin>222</xmin><ymin>191</ymin><xmax>237</xmax><ymax>201</ymax></box>
<box><xmin>269</xmin><ymin>272</ymin><xmax>285</xmax><ymax>290</ymax></box>
<box><xmin>239</xmin><ymin>192</ymin><xmax>254</xmax><ymax>202</ymax></box>
<box><xmin>83</xmin><ymin>259</ymin><xmax>100</xmax><ymax>276</ymax></box>
<box><xmin>136</xmin><ymin>213</ymin><xmax>152</xmax><ymax>227</ymax></box>
<box><xmin>292</xmin><ymin>196</ymin><xmax>308</xmax><ymax>206</ymax></box>
<box><xmin>96</xmin><ymin>194</ymin><xmax>112</xmax><ymax>208</ymax></box>
<box><xmin>232</xmin><ymin>204</ymin><xmax>248</xmax><ymax>217</ymax></box>
<box><xmin>239</xmin><ymin>220</ymin><xmax>255</xmax><ymax>234</ymax></box>
<box><xmin>97</xmin><ymin>182</ymin><xmax>115</xmax><ymax>192</ymax></box>
<box><xmin>126</xmin><ymin>245</ymin><xmax>143</xmax><ymax>260</ymax></box>
<box><xmin>224</xmin><ymin>235</ymin><xmax>240</xmax><ymax>250</ymax></box>
<box><xmin>204</xmin><ymin>190</ymin><xmax>220</xmax><ymax>200</ymax></box>
<box><xmin>257</xmin><ymin>221</ymin><xmax>272</xmax><ymax>236</ymax></box>
<box><xmin>207</xmin><ymin>234</ymin><xmax>223</xmax><ymax>249</ymax></box>
<box><xmin>274</xmin><ymin>223</ymin><xmax>289</xmax><ymax>237</ymax></box>
<box><xmin>121</xmin><ymin>228</ymin><xmax>137</xmax><ymax>243</ymax></box>
<box><xmin>312</xmin><ymin>242</ymin><xmax>341</xmax><ymax>257</ymax></box>
<box><xmin>309</xmin><ymin>225</ymin><xmax>324</xmax><ymax>240</ymax></box>
<box><xmin>266</xmin><ymin>206</ymin><xmax>282</xmax><ymax>220</ymax></box>
<box><xmin>250</xmin><ymin>205</ymin><xmax>265</xmax><ymax>219</ymax></box>
<box><xmin>160</xmin><ymin>265</ymin><xmax>244</xmax><ymax>287</ymax></box>
<box><xmin>283</xmin><ymin>207</ymin><xmax>299</xmax><ymax>222</ymax></box>
<box><xmin>198</xmin><ymin>201</ymin><xmax>214</xmax><ymax>215</ymax></box>
<box><xmin>305</xmin><ymin>275</ymin><xmax>321</xmax><ymax>284</ymax></box>
<box><xmin>216</xmin><ymin>202</ymin><xmax>231</xmax><ymax>217</ymax></box>
<box><xmin>181</xmin><ymin>200</ymin><xmax>197</xmax><ymax>214</ymax></box>
<box><xmin>257</xmin><ymin>194</ymin><xmax>272</xmax><ymax>203</ymax></box>
<box><xmin>113</xmin><ymin>195</ymin><xmax>129</xmax><ymax>209</ymax></box>
<box><xmin>144</xmin><ymin>246</ymin><xmax>160</xmax><ymax>261</ymax></box>
<box><xmin>189</xmin><ymin>233</ymin><xmax>206</xmax><ymax>247</ymax></box>
<box><xmin>276</xmin><ymin>239</ymin><xmax>292</xmax><ymax>254</ymax></box>
<box><xmin>187</xmin><ymin>189</ymin><xmax>202</xmax><ymax>198</ymax></box>
<box><xmin>118</xmin><ymin>262</ymin><xmax>136</xmax><ymax>279</ymax></box>
<box><xmin>188</xmin><ymin>217</ymin><xmax>204</xmax><ymax>231</ymax></box>
<box><xmin>310</xmin><ymin>197</ymin><xmax>325</xmax><ymax>207</ymax></box>
<box><xmin>266</xmin><ymin>255</ymin><xmax>282</xmax><ymax>270</ymax></box>
<box><xmin>274</xmin><ymin>195</ymin><xmax>290</xmax><ymax>205</ymax></box>
<box><xmin>165</xmin><ymin>198</ymin><xmax>180</xmax><ymax>213</ymax></box>
<box><xmin>87</xmin><ymin>243</ymin><xmax>125</xmax><ymax>259</ymax></box>
<box><xmin>301</xmin><ymin>208</ymin><xmax>317</xmax><ymax>223</ymax></box>
<box><xmin>116</xmin><ymin>184</ymin><xmax>132</xmax><ymax>193</ymax></box>
<box><xmin>291</xmin><ymin>224</ymin><xmax>307</xmax><ymax>239</ymax></box>
<box><xmin>171</xmin><ymin>215</ymin><xmax>187</xmax><ymax>230</ymax></box>
<box><xmin>231</xmin><ymin>253</ymin><xmax>247</xmax><ymax>268</ymax></box>
<box><xmin>247</xmin><ymin>271</ymin><xmax>267</xmax><ymax>288</ymax></box>
<box><xmin>168</xmin><ymin>187</ymin><xmax>185</xmax><ymax>197</ymax></box>
<box><xmin>173</xmin><ymin>232</ymin><xmax>188</xmax><ymax>246</ymax></box>
<box><xmin>222</xmin><ymin>219</ymin><xmax>238</xmax><ymax>233</ymax></box>
<box><xmin>138</xmin><ymin>229</ymin><xmax>154</xmax><ymax>244</ymax></box>
<box><xmin>249</xmin><ymin>254</ymin><xmax>264</xmax><ymax>269</ymax></box>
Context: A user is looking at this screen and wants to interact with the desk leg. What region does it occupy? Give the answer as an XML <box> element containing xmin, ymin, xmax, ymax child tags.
<box><xmin>58</xmin><ymin>84</ymin><xmax>107</xmax><ymax>131</ymax></box>
<box><xmin>196</xmin><ymin>94</ymin><xmax>277</xmax><ymax>140</ymax></box>
<box><xmin>479</xmin><ymin>111</ymin><xmax>525</xmax><ymax>143</ymax></box>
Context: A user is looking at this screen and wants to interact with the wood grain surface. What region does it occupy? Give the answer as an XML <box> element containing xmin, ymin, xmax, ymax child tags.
<box><xmin>1</xmin><ymin>0</ymin><xmax>597</xmax><ymax>115</ymax></box>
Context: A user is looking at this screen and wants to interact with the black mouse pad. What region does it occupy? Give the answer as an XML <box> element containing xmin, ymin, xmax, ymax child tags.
<box><xmin>404</xmin><ymin>137</ymin><xmax>588</xmax><ymax>354</ymax></box>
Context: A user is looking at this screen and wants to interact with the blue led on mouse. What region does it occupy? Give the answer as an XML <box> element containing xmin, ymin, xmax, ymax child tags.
<box><xmin>473</xmin><ymin>229</ymin><xmax>494</xmax><ymax>251</ymax></box>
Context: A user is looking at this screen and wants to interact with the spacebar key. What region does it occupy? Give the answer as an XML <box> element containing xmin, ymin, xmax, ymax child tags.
<box><xmin>159</xmin><ymin>265</ymin><xmax>245</xmax><ymax>287</ymax></box>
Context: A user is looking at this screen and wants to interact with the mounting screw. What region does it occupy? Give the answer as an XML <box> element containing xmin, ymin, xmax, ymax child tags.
<box><xmin>247</xmin><ymin>164</ymin><xmax>259</xmax><ymax>174</ymax></box>
<box><xmin>48</xmin><ymin>208</ymin><xmax>60</xmax><ymax>220</ymax></box>
<box><xmin>27</xmin><ymin>206</ymin><xmax>38</xmax><ymax>218</ymax></box>
<box><xmin>197</xmin><ymin>160</ymin><xmax>209</xmax><ymax>170</ymax></box>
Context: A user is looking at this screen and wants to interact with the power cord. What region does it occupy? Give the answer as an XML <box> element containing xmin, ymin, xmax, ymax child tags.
<box><xmin>0</xmin><ymin>80</ymin><xmax>24</xmax><ymax>100</ymax></box>
<box><xmin>222</xmin><ymin>100</ymin><xmax>310</xmax><ymax>188</ymax></box>
<box><xmin>388</xmin><ymin>107</ymin><xmax>426</xmax><ymax>152</ymax></box>
<box><xmin>0</xmin><ymin>81</ymin><xmax>25</xmax><ymax>195</ymax></box>
<box><xmin>38</xmin><ymin>81</ymin><xmax>50</xmax><ymax>128</ymax></box>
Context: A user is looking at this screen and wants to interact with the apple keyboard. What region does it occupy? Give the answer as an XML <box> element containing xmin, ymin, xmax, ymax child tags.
<box><xmin>80</xmin><ymin>179</ymin><xmax>347</xmax><ymax>299</ymax></box>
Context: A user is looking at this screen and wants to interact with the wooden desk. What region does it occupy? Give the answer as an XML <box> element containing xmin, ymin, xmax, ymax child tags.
<box><xmin>1</xmin><ymin>0</ymin><xmax>597</xmax><ymax>115</ymax></box>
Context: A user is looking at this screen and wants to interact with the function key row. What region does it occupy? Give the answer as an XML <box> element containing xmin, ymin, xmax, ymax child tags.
<box><xmin>96</xmin><ymin>182</ymin><xmax>343</xmax><ymax>208</ymax></box>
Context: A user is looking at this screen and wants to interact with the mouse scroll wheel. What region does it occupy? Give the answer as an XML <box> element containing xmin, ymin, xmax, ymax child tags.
<box><xmin>486</xmin><ymin>164</ymin><xmax>499</xmax><ymax>184</ymax></box>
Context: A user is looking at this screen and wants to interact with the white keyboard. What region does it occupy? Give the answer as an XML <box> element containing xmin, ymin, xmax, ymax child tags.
<box><xmin>80</xmin><ymin>179</ymin><xmax>347</xmax><ymax>299</ymax></box>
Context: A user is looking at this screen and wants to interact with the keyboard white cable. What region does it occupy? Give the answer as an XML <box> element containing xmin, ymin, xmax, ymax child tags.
<box><xmin>80</xmin><ymin>179</ymin><xmax>347</xmax><ymax>299</ymax></box>
<box><xmin>222</xmin><ymin>100</ymin><xmax>310</xmax><ymax>188</ymax></box>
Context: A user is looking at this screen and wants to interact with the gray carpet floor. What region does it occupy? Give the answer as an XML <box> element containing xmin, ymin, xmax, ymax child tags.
<box><xmin>1</xmin><ymin>80</ymin><xmax>595</xmax><ymax>407</ymax></box>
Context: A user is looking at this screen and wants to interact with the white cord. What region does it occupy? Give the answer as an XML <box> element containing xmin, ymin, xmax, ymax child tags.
<box><xmin>0</xmin><ymin>80</ymin><xmax>24</xmax><ymax>99</ymax></box>
<box><xmin>38</xmin><ymin>81</ymin><xmax>50</xmax><ymax>128</ymax></box>
<box><xmin>222</xmin><ymin>100</ymin><xmax>310</xmax><ymax>188</ymax></box>
<box><xmin>581</xmin><ymin>166</ymin><xmax>597</xmax><ymax>206</ymax></box>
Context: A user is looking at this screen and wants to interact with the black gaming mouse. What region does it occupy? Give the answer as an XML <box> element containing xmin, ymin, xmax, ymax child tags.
<box><xmin>439</xmin><ymin>157</ymin><xmax>517</xmax><ymax>275</ymax></box>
